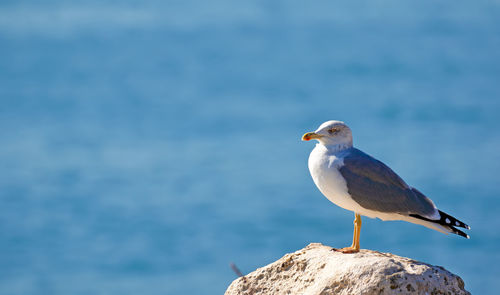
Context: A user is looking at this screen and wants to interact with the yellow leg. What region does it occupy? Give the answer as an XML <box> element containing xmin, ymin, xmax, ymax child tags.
<box><xmin>350</xmin><ymin>216</ymin><xmax>359</xmax><ymax>248</ymax></box>
<box><xmin>354</xmin><ymin>213</ymin><xmax>362</xmax><ymax>251</ymax></box>
<box><xmin>335</xmin><ymin>213</ymin><xmax>362</xmax><ymax>254</ymax></box>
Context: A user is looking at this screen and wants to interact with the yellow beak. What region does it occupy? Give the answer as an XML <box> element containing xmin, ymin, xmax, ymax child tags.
<box><xmin>302</xmin><ymin>132</ymin><xmax>323</xmax><ymax>141</ymax></box>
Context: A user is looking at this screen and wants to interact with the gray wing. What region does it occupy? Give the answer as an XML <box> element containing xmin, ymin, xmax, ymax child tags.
<box><xmin>338</xmin><ymin>148</ymin><xmax>436</xmax><ymax>217</ymax></box>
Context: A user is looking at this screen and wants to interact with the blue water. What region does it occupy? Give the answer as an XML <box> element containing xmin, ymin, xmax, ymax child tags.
<box><xmin>1</xmin><ymin>1</ymin><xmax>499</xmax><ymax>294</ymax></box>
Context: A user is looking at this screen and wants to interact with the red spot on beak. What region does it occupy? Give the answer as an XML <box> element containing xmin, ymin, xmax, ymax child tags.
<box><xmin>302</xmin><ymin>132</ymin><xmax>314</xmax><ymax>141</ymax></box>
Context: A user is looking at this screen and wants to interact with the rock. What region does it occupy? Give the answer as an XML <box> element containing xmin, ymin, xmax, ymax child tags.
<box><xmin>225</xmin><ymin>243</ymin><xmax>470</xmax><ymax>295</ymax></box>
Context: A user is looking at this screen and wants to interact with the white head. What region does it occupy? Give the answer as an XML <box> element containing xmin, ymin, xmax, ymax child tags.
<box><xmin>302</xmin><ymin>120</ymin><xmax>353</xmax><ymax>148</ymax></box>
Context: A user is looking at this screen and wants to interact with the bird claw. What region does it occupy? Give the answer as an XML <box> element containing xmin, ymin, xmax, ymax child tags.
<box><xmin>331</xmin><ymin>247</ymin><xmax>360</xmax><ymax>254</ymax></box>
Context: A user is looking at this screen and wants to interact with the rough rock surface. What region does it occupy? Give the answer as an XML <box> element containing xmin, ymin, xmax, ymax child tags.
<box><xmin>225</xmin><ymin>243</ymin><xmax>470</xmax><ymax>295</ymax></box>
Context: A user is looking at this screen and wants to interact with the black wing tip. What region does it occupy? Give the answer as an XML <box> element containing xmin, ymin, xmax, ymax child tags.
<box><xmin>409</xmin><ymin>211</ymin><xmax>470</xmax><ymax>239</ymax></box>
<box><xmin>450</xmin><ymin>226</ymin><xmax>470</xmax><ymax>239</ymax></box>
<box><xmin>437</xmin><ymin>210</ymin><xmax>470</xmax><ymax>230</ymax></box>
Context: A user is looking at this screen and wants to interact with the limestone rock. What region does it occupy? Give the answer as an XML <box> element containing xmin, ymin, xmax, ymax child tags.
<box><xmin>225</xmin><ymin>243</ymin><xmax>470</xmax><ymax>295</ymax></box>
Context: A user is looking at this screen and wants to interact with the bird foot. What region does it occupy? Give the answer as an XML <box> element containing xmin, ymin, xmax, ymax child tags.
<box><xmin>332</xmin><ymin>246</ymin><xmax>360</xmax><ymax>254</ymax></box>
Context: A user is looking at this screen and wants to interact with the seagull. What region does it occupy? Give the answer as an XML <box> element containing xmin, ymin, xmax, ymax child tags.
<box><xmin>302</xmin><ymin>120</ymin><xmax>470</xmax><ymax>253</ymax></box>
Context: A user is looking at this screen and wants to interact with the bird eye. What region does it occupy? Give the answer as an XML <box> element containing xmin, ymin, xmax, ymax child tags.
<box><xmin>328</xmin><ymin>128</ymin><xmax>338</xmax><ymax>134</ymax></box>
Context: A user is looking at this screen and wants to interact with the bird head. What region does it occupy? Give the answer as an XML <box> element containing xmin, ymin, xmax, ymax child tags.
<box><xmin>302</xmin><ymin>120</ymin><xmax>353</xmax><ymax>147</ymax></box>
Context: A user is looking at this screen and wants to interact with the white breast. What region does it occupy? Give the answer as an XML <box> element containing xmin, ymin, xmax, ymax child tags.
<box><xmin>308</xmin><ymin>145</ymin><xmax>372</xmax><ymax>215</ymax></box>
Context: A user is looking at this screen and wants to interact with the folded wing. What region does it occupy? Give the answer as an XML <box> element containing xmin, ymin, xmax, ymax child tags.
<box><xmin>338</xmin><ymin>148</ymin><xmax>437</xmax><ymax>218</ymax></box>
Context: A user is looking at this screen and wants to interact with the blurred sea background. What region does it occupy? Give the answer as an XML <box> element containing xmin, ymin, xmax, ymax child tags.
<box><xmin>1</xmin><ymin>0</ymin><xmax>499</xmax><ymax>294</ymax></box>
